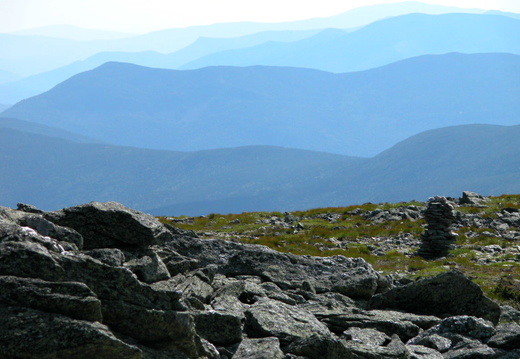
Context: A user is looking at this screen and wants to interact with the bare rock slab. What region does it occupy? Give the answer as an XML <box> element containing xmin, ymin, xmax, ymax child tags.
<box><xmin>245</xmin><ymin>298</ymin><xmax>332</xmax><ymax>346</ymax></box>
<box><xmin>369</xmin><ymin>270</ymin><xmax>501</xmax><ymax>325</ymax></box>
<box><xmin>0</xmin><ymin>275</ymin><xmax>102</xmax><ymax>322</ymax></box>
<box><xmin>0</xmin><ymin>306</ymin><xmax>142</xmax><ymax>359</ymax></box>
<box><xmin>44</xmin><ymin>201</ymin><xmax>172</xmax><ymax>249</ymax></box>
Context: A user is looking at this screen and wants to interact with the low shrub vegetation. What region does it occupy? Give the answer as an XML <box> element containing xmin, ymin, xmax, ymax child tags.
<box><xmin>159</xmin><ymin>194</ymin><xmax>520</xmax><ymax>307</ymax></box>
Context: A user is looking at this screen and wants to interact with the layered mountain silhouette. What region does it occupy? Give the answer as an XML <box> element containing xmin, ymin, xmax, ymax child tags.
<box><xmin>0</xmin><ymin>2</ymin><xmax>488</xmax><ymax>78</ymax></box>
<box><xmin>2</xmin><ymin>12</ymin><xmax>518</xmax><ymax>105</ymax></box>
<box><xmin>3</xmin><ymin>53</ymin><xmax>519</xmax><ymax>157</ymax></box>
<box><xmin>0</xmin><ymin>117</ymin><xmax>104</xmax><ymax>144</ymax></box>
<box><xmin>181</xmin><ymin>13</ymin><xmax>520</xmax><ymax>72</ymax></box>
<box><xmin>1</xmin><ymin>122</ymin><xmax>519</xmax><ymax>215</ymax></box>
<box><xmin>0</xmin><ymin>29</ymin><xmax>322</xmax><ymax>104</ymax></box>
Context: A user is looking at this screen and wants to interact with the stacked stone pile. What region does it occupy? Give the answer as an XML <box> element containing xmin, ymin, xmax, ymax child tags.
<box><xmin>0</xmin><ymin>201</ymin><xmax>519</xmax><ymax>358</ymax></box>
<box><xmin>417</xmin><ymin>196</ymin><xmax>458</xmax><ymax>259</ymax></box>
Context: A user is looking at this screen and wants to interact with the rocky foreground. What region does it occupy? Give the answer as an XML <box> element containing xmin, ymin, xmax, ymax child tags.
<box><xmin>1</xmin><ymin>200</ymin><xmax>519</xmax><ymax>358</ymax></box>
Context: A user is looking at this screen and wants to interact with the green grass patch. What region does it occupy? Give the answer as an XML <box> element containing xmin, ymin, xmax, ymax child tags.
<box><xmin>159</xmin><ymin>196</ymin><xmax>520</xmax><ymax>305</ymax></box>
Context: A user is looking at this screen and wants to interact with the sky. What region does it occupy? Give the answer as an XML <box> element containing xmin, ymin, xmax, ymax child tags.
<box><xmin>1</xmin><ymin>0</ymin><xmax>519</xmax><ymax>33</ymax></box>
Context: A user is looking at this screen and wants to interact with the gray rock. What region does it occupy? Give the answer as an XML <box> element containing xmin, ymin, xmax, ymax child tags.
<box><xmin>432</xmin><ymin>316</ymin><xmax>496</xmax><ymax>340</ymax></box>
<box><xmin>487</xmin><ymin>323</ymin><xmax>520</xmax><ymax>350</ymax></box>
<box><xmin>44</xmin><ymin>201</ymin><xmax>172</xmax><ymax>249</ymax></box>
<box><xmin>407</xmin><ymin>334</ymin><xmax>451</xmax><ymax>352</ymax></box>
<box><xmin>499</xmin><ymin>305</ymin><xmax>520</xmax><ymax>324</ymax></box>
<box><xmin>84</xmin><ymin>248</ymin><xmax>126</xmax><ymax>266</ymax></box>
<box><xmin>342</xmin><ymin>327</ymin><xmax>391</xmax><ymax>346</ymax></box>
<box><xmin>21</xmin><ymin>213</ymin><xmax>84</xmax><ymax>249</ymax></box>
<box><xmin>408</xmin><ymin>316</ymin><xmax>496</xmax><ymax>355</ymax></box>
<box><xmin>192</xmin><ymin>310</ymin><xmax>243</xmax><ymax>346</ymax></box>
<box><xmin>299</xmin><ymin>291</ymin><xmax>357</xmax><ymax>317</ymax></box>
<box><xmin>321</xmin><ymin>310</ymin><xmax>424</xmax><ymax>342</ymax></box>
<box><xmin>460</xmin><ymin>191</ymin><xmax>489</xmax><ymax>206</ymax></box>
<box><xmin>0</xmin><ymin>275</ymin><xmax>102</xmax><ymax>322</ymax></box>
<box><xmin>407</xmin><ymin>344</ymin><xmax>444</xmax><ymax>359</ymax></box>
<box><xmin>2</xmin><ymin>229</ymin><xmax>175</xmax><ymax>316</ymax></box>
<box><xmin>166</xmin><ymin>271</ymin><xmax>215</xmax><ymax>304</ymax></box>
<box><xmin>0</xmin><ymin>205</ymin><xmax>28</xmax><ymax>222</ymax></box>
<box><xmin>210</xmin><ymin>294</ymin><xmax>248</xmax><ymax>316</ymax></box>
<box><xmin>101</xmin><ymin>300</ymin><xmax>210</xmax><ymax>358</ymax></box>
<box><xmin>3</xmin><ymin>199</ymin><xmax>519</xmax><ymax>358</ymax></box>
<box><xmin>16</xmin><ymin>202</ymin><xmax>44</xmax><ymax>213</ymax></box>
<box><xmin>369</xmin><ymin>270</ymin><xmax>501</xmax><ymax>325</ymax></box>
<box><xmin>245</xmin><ymin>298</ymin><xmax>332</xmax><ymax>346</ymax></box>
<box><xmin>443</xmin><ymin>343</ymin><xmax>498</xmax><ymax>359</ymax></box>
<box><xmin>284</xmin><ymin>335</ymin><xmax>355</xmax><ymax>359</ymax></box>
<box><xmin>0</xmin><ymin>306</ymin><xmax>142</xmax><ymax>359</ymax></box>
<box><xmin>57</xmin><ymin>253</ymin><xmax>185</xmax><ymax>311</ymax></box>
<box><xmin>232</xmin><ymin>337</ymin><xmax>285</xmax><ymax>359</ymax></box>
<box><xmin>0</xmin><ymin>238</ymin><xmax>65</xmax><ymax>281</ymax></box>
<box><xmin>213</xmin><ymin>277</ymin><xmax>266</xmax><ymax>302</ymax></box>
<box><xmin>167</xmin><ymin>236</ymin><xmax>380</xmax><ymax>299</ymax></box>
<box><xmin>124</xmin><ymin>249</ymin><xmax>171</xmax><ymax>283</ymax></box>
<box><xmin>161</xmin><ymin>250</ymin><xmax>199</xmax><ymax>276</ymax></box>
<box><xmin>1</xmin><ymin>218</ymin><xmax>68</xmax><ymax>255</ymax></box>
<box><xmin>341</xmin><ymin>334</ymin><xmax>411</xmax><ymax>358</ymax></box>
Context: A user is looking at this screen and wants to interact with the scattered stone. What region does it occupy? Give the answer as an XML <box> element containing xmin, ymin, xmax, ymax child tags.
<box><xmin>245</xmin><ymin>298</ymin><xmax>332</xmax><ymax>346</ymax></box>
<box><xmin>408</xmin><ymin>334</ymin><xmax>452</xmax><ymax>352</ymax></box>
<box><xmin>369</xmin><ymin>270</ymin><xmax>501</xmax><ymax>325</ymax></box>
<box><xmin>1</xmin><ymin>199</ymin><xmax>518</xmax><ymax>358</ymax></box>
<box><xmin>487</xmin><ymin>322</ymin><xmax>520</xmax><ymax>350</ymax></box>
<box><xmin>167</xmin><ymin>235</ymin><xmax>381</xmax><ymax>299</ymax></box>
<box><xmin>409</xmin><ymin>316</ymin><xmax>496</xmax><ymax>343</ymax></box>
<box><xmin>0</xmin><ymin>275</ymin><xmax>102</xmax><ymax>322</ymax></box>
<box><xmin>499</xmin><ymin>305</ymin><xmax>520</xmax><ymax>323</ymax></box>
<box><xmin>342</xmin><ymin>327</ymin><xmax>391</xmax><ymax>346</ymax></box>
<box><xmin>192</xmin><ymin>310</ymin><xmax>243</xmax><ymax>346</ymax></box>
<box><xmin>17</xmin><ymin>202</ymin><xmax>44</xmax><ymax>213</ymax></box>
<box><xmin>232</xmin><ymin>337</ymin><xmax>285</xmax><ymax>359</ymax></box>
<box><xmin>407</xmin><ymin>344</ymin><xmax>444</xmax><ymax>359</ymax></box>
<box><xmin>85</xmin><ymin>248</ymin><xmax>125</xmax><ymax>266</ymax></box>
<box><xmin>0</xmin><ymin>306</ymin><xmax>142</xmax><ymax>359</ymax></box>
<box><xmin>460</xmin><ymin>191</ymin><xmax>490</xmax><ymax>206</ymax></box>
<box><xmin>124</xmin><ymin>249</ymin><xmax>171</xmax><ymax>283</ymax></box>
<box><xmin>44</xmin><ymin>201</ymin><xmax>172</xmax><ymax>249</ymax></box>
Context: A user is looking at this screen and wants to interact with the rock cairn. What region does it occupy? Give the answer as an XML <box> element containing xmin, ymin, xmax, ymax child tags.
<box><xmin>418</xmin><ymin>196</ymin><xmax>458</xmax><ymax>259</ymax></box>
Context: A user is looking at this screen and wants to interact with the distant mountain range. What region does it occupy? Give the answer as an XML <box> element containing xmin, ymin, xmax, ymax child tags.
<box><xmin>0</xmin><ymin>2</ymin><xmax>490</xmax><ymax>76</ymax></box>
<box><xmin>0</xmin><ymin>29</ymin><xmax>322</xmax><ymax>104</ymax></box>
<box><xmin>1</xmin><ymin>2</ymin><xmax>518</xmax><ymax>215</ymax></box>
<box><xmin>180</xmin><ymin>13</ymin><xmax>520</xmax><ymax>72</ymax></box>
<box><xmin>1</xmin><ymin>12</ymin><xmax>519</xmax><ymax>105</ymax></box>
<box><xmin>1</xmin><ymin>121</ymin><xmax>519</xmax><ymax>215</ymax></box>
<box><xmin>3</xmin><ymin>52</ymin><xmax>519</xmax><ymax>157</ymax></box>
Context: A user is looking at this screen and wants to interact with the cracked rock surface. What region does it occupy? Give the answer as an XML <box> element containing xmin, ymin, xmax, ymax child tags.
<box><xmin>1</xmin><ymin>201</ymin><xmax>519</xmax><ymax>358</ymax></box>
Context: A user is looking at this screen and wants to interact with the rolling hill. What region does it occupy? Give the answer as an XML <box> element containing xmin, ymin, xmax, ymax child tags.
<box><xmin>180</xmin><ymin>13</ymin><xmax>520</xmax><ymax>72</ymax></box>
<box><xmin>0</xmin><ymin>29</ymin><xmax>323</xmax><ymax>105</ymax></box>
<box><xmin>0</xmin><ymin>117</ymin><xmax>104</xmax><ymax>144</ymax></box>
<box><xmin>1</xmin><ymin>123</ymin><xmax>519</xmax><ymax>215</ymax></box>
<box><xmin>3</xmin><ymin>52</ymin><xmax>519</xmax><ymax>157</ymax></box>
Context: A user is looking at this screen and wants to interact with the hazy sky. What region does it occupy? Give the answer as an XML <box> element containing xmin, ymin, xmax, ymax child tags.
<box><xmin>1</xmin><ymin>0</ymin><xmax>519</xmax><ymax>33</ymax></box>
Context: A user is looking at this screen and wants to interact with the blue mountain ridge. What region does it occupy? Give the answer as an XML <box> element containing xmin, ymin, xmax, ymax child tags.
<box><xmin>0</xmin><ymin>123</ymin><xmax>519</xmax><ymax>215</ymax></box>
<box><xmin>3</xmin><ymin>52</ymin><xmax>519</xmax><ymax>157</ymax></box>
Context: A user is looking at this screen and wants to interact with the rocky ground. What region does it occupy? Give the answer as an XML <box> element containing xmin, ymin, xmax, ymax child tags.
<box><xmin>1</xmin><ymin>193</ymin><xmax>520</xmax><ymax>358</ymax></box>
